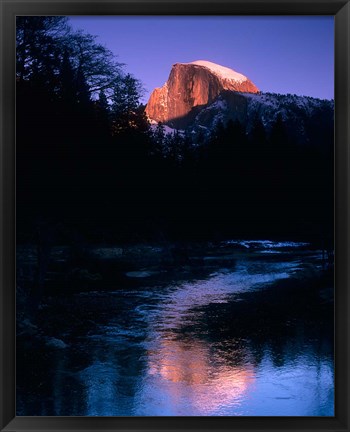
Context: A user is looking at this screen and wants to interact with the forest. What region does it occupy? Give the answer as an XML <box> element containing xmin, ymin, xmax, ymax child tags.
<box><xmin>17</xmin><ymin>17</ymin><xmax>334</xmax><ymax>246</ymax></box>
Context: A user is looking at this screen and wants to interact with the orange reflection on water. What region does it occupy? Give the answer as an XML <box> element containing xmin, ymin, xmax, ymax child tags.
<box><xmin>147</xmin><ymin>337</ymin><xmax>255</xmax><ymax>415</ymax></box>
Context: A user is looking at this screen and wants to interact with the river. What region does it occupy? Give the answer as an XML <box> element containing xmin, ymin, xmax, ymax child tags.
<box><xmin>16</xmin><ymin>240</ymin><xmax>334</xmax><ymax>416</ymax></box>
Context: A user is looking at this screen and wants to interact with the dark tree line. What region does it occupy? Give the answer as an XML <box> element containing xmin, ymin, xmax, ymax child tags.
<box><xmin>17</xmin><ymin>17</ymin><xmax>151</xmax><ymax>238</ymax></box>
<box><xmin>144</xmin><ymin>113</ymin><xmax>333</xmax><ymax>244</ymax></box>
<box><xmin>17</xmin><ymin>17</ymin><xmax>333</xmax><ymax>246</ymax></box>
<box><xmin>16</xmin><ymin>16</ymin><xmax>148</xmax><ymax>146</ymax></box>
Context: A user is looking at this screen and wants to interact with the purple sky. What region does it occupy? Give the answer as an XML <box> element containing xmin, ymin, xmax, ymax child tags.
<box><xmin>69</xmin><ymin>16</ymin><xmax>334</xmax><ymax>102</ymax></box>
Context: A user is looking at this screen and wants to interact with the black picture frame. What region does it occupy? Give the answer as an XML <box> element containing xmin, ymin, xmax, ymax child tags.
<box><xmin>1</xmin><ymin>0</ymin><xmax>349</xmax><ymax>431</ymax></box>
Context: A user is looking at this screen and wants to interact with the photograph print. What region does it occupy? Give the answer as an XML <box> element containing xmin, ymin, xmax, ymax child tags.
<box><xmin>16</xmin><ymin>16</ymin><xmax>334</xmax><ymax>416</ymax></box>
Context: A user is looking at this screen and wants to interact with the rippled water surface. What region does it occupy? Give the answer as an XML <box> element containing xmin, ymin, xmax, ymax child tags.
<box><xmin>17</xmin><ymin>242</ymin><xmax>334</xmax><ymax>416</ymax></box>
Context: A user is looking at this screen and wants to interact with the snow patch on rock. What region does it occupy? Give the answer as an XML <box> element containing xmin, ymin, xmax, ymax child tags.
<box><xmin>186</xmin><ymin>60</ymin><xmax>248</xmax><ymax>84</ymax></box>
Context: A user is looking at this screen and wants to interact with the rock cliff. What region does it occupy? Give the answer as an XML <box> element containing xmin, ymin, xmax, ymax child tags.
<box><xmin>145</xmin><ymin>60</ymin><xmax>259</xmax><ymax>124</ymax></box>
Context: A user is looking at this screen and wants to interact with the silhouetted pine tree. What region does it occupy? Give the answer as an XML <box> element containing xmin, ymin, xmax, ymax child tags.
<box><xmin>111</xmin><ymin>73</ymin><xmax>146</xmax><ymax>135</ymax></box>
<box><xmin>60</xmin><ymin>49</ymin><xmax>75</xmax><ymax>106</ymax></box>
<box><xmin>94</xmin><ymin>90</ymin><xmax>111</xmax><ymax>141</ymax></box>
<box><xmin>269</xmin><ymin>113</ymin><xmax>289</xmax><ymax>155</ymax></box>
<box><xmin>250</xmin><ymin>115</ymin><xmax>267</xmax><ymax>152</ymax></box>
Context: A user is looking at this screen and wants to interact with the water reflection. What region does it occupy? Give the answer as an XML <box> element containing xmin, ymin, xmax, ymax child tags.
<box><xmin>142</xmin><ymin>337</ymin><xmax>255</xmax><ymax>415</ymax></box>
<box><xmin>128</xmin><ymin>254</ymin><xmax>332</xmax><ymax>415</ymax></box>
<box><xmin>80</xmin><ymin>361</ymin><xmax>119</xmax><ymax>416</ymax></box>
<box><xmin>17</xmin><ymin>245</ymin><xmax>334</xmax><ymax>416</ymax></box>
<box><xmin>137</xmin><ymin>258</ymin><xmax>301</xmax><ymax>333</ymax></box>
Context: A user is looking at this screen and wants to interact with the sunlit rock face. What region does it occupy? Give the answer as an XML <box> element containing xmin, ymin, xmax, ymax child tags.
<box><xmin>145</xmin><ymin>60</ymin><xmax>259</xmax><ymax>124</ymax></box>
